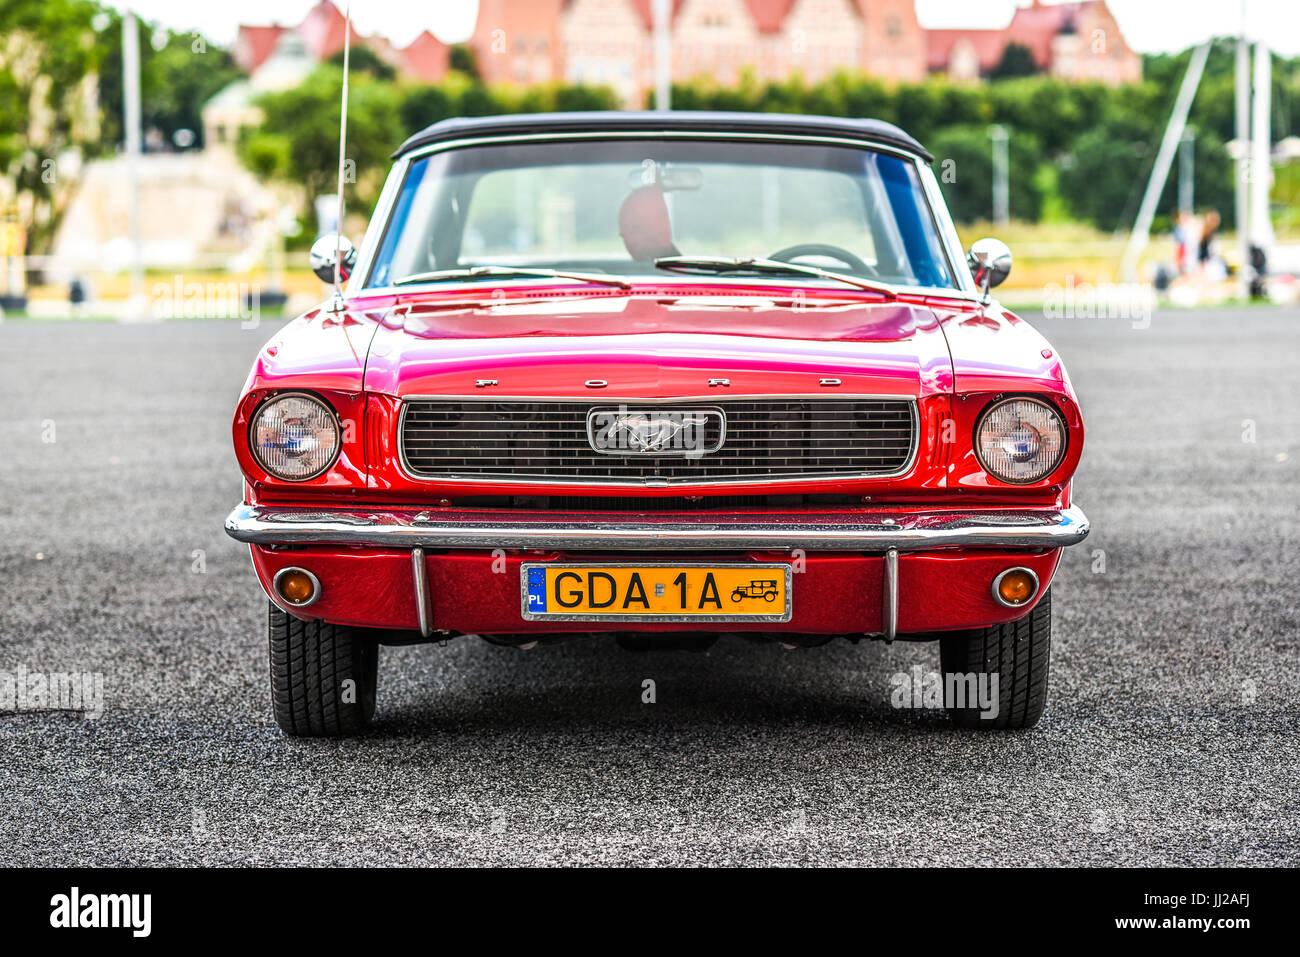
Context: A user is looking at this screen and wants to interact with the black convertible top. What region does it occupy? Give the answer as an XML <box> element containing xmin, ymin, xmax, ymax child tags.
<box><xmin>392</xmin><ymin>110</ymin><xmax>932</xmax><ymax>163</ymax></box>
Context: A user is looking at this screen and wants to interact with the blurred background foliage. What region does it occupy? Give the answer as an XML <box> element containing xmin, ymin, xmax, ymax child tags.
<box><xmin>240</xmin><ymin>34</ymin><xmax>1295</xmax><ymax>236</ymax></box>
<box><xmin>240</xmin><ymin>69</ymin><xmax>620</xmax><ymax>216</ymax></box>
<box><xmin>3</xmin><ymin>0</ymin><xmax>1299</xmax><ymax>257</ymax></box>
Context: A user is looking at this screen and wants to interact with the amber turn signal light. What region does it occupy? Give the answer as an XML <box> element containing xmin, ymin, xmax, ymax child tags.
<box><xmin>992</xmin><ymin>567</ymin><xmax>1039</xmax><ymax>608</ymax></box>
<box><xmin>274</xmin><ymin>567</ymin><xmax>321</xmax><ymax>607</ymax></box>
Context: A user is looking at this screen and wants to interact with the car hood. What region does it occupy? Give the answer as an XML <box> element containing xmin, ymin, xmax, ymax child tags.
<box><xmin>362</xmin><ymin>293</ymin><xmax>957</xmax><ymax>399</ymax></box>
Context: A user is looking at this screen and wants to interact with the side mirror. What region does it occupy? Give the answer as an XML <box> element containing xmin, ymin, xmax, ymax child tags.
<box><xmin>310</xmin><ymin>235</ymin><xmax>357</xmax><ymax>284</ymax></box>
<box><xmin>967</xmin><ymin>237</ymin><xmax>1012</xmax><ymax>299</ymax></box>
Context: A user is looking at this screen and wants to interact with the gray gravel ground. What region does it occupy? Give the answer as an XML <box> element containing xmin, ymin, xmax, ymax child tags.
<box><xmin>0</xmin><ymin>307</ymin><xmax>1296</xmax><ymax>866</ymax></box>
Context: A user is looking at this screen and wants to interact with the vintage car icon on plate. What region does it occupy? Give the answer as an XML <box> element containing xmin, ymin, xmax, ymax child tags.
<box><xmin>731</xmin><ymin>580</ymin><xmax>780</xmax><ymax>603</ymax></box>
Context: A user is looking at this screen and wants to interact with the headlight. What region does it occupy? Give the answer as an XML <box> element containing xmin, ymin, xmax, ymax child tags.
<box><xmin>250</xmin><ymin>393</ymin><xmax>340</xmax><ymax>481</ymax></box>
<box><xmin>975</xmin><ymin>397</ymin><xmax>1066</xmax><ymax>484</ymax></box>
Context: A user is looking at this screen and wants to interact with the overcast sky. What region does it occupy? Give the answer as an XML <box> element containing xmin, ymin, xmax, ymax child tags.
<box><xmin>104</xmin><ymin>0</ymin><xmax>1300</xmax><ymax>57</ymax></box>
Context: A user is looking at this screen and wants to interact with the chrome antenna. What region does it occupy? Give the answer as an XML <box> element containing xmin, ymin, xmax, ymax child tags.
<box><xmin>327</xmin><ymin>2</ymin><xmax>352</xmax><ymax>313</ymax></box>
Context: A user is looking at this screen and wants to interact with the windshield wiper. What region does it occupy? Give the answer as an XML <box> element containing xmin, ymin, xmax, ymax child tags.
<box><xmin>653</xmin><ymin>255</ymin><xmax>897</xmax><ymax>299</ymax></box>
<box><xmin>394</xmin><ymin>265</ymin><xmax>631</xmax><ymax>289</ymax></box>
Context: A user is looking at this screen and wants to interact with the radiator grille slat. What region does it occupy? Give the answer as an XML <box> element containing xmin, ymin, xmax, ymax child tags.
<box><xmin>400</xmin><ymin>399</ymin><xmax>916</xmax><ymax>484</ymax></box>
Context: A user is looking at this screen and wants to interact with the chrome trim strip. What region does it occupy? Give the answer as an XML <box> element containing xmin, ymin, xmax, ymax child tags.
<box><xmin>991</xmin><ymin>566</ymin><xmax>1040</xmax><ymax>608</ymax></box>
<box><xmin>226</xmin><ymin>503</ymin><xmax>1090</xmax><ymax>552</ymax></box>
<box><xmin>918</xmin><ymin>162</ymin><xmax>976</xmax><ymax>295</ymax></box>
<box><xmin>347</xmin><ymin>154</ymin><xmax>409</xmax><ymax>296</ymax></box>
<box><xmin>356</xmin><ymin>277</ymin><xmax>984</xmax><ymax>302</ymax></box>
<box><xmin>395</xmin><ymin>394</ymin><xmax>919</xmax><ymax>487</ymax></box>
<box><xmin>518</xmin><ymin>561</ymin><xmax>793</xmax><ymax>623</ymax></box>
<box><xmin>272</xmin><ymin>565</ymin><xmax>322</xmax><ymax>608</ymax></box>
<box><xmin>882</xmin><ymin>547</ymin><xmax>898</xmax><ymax>641</ymax></box>
<box><xmin>411</xmin><ymin>547</ymin><xmax>432</xmax><ymax>637</ymax></box>
<box><xmin>402</xmin><ymin>129</ymin><xmax>928</xmax><ymax>165</ymax></box>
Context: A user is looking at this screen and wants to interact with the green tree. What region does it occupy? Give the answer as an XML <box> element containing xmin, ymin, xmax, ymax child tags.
<box><xmin>242</xmin><ymin>66</ymin><xmax>403</xmax><ymax>212</ymax></box>
<box><xmin>990</xmin><ymin>43</ymin><xmax>1039</xmax><ymax>80</ymax></box>
<box><xmin>830</xmin><ymin>74</ymin><xmax>896</xmax><ymax>126</ymax></box>
<box><xmin>98</xmin><ymin>16</ymin><xmax>243</xmax><ymax>149</ymax></box>
<box><xmin>1057</xmin><ymin>118</ymin><xmax>1150</xmax><ymax>231</ymax></box>
<box><xmin>0</xmin><ymin>0</ymin><xmax>106</xmax><ymax>253</ymax></box>
<box><xmin>1058</xmin><ymin>115</ymin><xmax>1235</xmax><ymax>233</ymax></box>
<box><xmin>399</xmin><ymin>84</ymin><xmax>455</xmax><ymax>133</ymax></box>
<box><xmin>240</xmin><ymin>131</ymin><xmax>292</xmax><ymax>181</ymax></box>
<box><xmin>149</xmin><ymin>35</ymin><xmax>243</xmax><ymax>147</ymax></box>
<box><xmin>987</xmin><ymin>78</ymin><xmax>1100</xmax><ymax>154</ymax></box>
<box><xmin>458</xmin><ymin>83</ymin><xmax>500</xmax><ymax>116</ymax></box>
<box><xmin>243</xmin><ymin>73</ymin><xmax>619</xmax><ymax>214</ymax></box>
<box><xmin>449</xmin><ymin>43</ymin><xmax>480</xmax><ymax>80</ymax></box>
<box><xmin>328</xmin><ymin>45</ymin><xmax>396</xmax><ymax>82</ymax></box>
<box><xmin>929</xmin><ymin>125</ymin><xmax>1045</xmax><ymax>224</ymax></box>
<box><xmin>553</xmin><ymin>83</ymin><xmax>620</xmax><ymax>112</ymax></box>
<box><xmin>1146</xmin><ymin>38</ymin><xmax>1300</xmax><ymax>140</ymax></box>
<box><xmin>893</xmin><ymin>82</ymin><xmax>947</xmax><ymax>144</ymax></box>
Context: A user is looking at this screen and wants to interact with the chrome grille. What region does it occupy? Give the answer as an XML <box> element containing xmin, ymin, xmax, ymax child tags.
<box><xmin>400</xmin><ymin>398</ymin><xmax>916</xmax><ymax>484</ymax></box>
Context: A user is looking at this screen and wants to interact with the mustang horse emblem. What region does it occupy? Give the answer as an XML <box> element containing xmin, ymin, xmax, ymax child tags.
<box><xmin>587</xmin><ymin>409</ymin><xmax>719</xmax><ymax>454</ymax></box>
<box><xmin>617</xmin><ymin>413</ymin><xmax>694</xmax><ymax>452</ymax></box>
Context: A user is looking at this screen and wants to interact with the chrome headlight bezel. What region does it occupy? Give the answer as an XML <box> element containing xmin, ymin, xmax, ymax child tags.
<box><xmin>974</xmin><ymin>395</ymin><xmax>1068</xmax><ymax>485</ymax></box>
<box><xmin>248</xmin><ymin>391</ymin><xmax>342</xmax><ymax>482</ymax></box>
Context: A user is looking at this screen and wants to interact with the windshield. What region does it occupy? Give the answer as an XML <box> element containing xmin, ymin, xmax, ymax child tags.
<box><xmin>365</xmin><ymin>138</ymin><xmax>956</xmax><ymax>290</ymax></box>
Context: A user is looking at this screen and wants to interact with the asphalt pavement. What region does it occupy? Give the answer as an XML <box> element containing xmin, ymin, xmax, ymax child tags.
<box><xmin>0</xmin><ymin>307</ymin><xmax>1296</xmax><ymax>865</ymax></box>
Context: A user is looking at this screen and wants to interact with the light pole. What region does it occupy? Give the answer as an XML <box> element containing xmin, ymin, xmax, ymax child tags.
<box><xmin>990</xmin><ymin>124</ymin><xmax>1009</xmax><ymax>225</ymax></box>
<box><xmin>122</xmin><ymin>8</ymin><xmax>144</xmax><ymax>319</ymax></box>
<box><xmin>1234</xmin><ymin>7</ymin><xmax>1250</xmax><ymax>298</ymax></box>
<box><xmin>1178</xmin><ymin>129</ymin><xmax>1195</xmax><ymax>214</ymax></box>
<box><xmin>653</xmin><ymin>0</ymin><xmax>671</xmax><ymax>111</ymax></box>
<box><xmin>1250</xmin><ymin>39</ymin><xmax>1273</xmax><ymax>258</ymax></box>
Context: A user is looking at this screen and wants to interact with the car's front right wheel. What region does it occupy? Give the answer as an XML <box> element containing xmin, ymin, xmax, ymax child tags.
<box><xmin>268</xmin><ymin>604</ymin><xmax>378</xmax><ymax>736</ymax></box>
<box><xmin>939</xmin><ymin>589</ymin><xmax>1052</xmax><ymax>730</ymax></box>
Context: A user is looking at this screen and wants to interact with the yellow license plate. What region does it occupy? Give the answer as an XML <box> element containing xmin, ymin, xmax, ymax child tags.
<box><xmin>521</xmin><ymin>563</ymin><xmax>792</xmax><ymax>622</ymax></box>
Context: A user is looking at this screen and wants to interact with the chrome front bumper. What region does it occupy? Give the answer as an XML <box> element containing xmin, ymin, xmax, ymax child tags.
<box><xmin>225</xmin><ymin>503</ymin><xmax>1089</xmax><ymax>552</ymax></box>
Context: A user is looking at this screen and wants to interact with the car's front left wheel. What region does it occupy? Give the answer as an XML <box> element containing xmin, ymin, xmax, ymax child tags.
<box><xmin>268</xmin><ymin>604</ymin><xmax>378</xmax><ymax>736</ymax></box>
<box><xmin>939</xmin><ymin>589</ymin><xmax>1052</xmax><ymax>730</ymax></box>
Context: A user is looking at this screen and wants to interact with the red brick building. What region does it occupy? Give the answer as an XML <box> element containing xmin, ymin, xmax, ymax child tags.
<box><xmin>927</xmin><ymin>1</ymin><xmax>1140</xmax><ymax>85</ymax></box>
<box><xmin>470</xmin><ymin>0</ymin><xmax>1139</xmax><ymax>107</ymax></box>
<box><xmin>472</xmin><ymin>0</ymin><xmax>926</xmax><ymax>107</ymax></box>
<box><xmin>226</xmin><ymin>1</ymin><xmax>1141</xmax><ymax>111</ymax></box>
<box><xmin>231</xmin><ymin>0</ymin><xmax>451</xmax><ymax>84</ymax></box>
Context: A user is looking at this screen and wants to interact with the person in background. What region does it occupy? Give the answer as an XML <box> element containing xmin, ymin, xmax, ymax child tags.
<box><xmin>69</xmin><ymin>276</ymin><xmax>86</xmax><ymax>315</ymax></box>
<box><xmin>1198</xmin><ymin>210</ymin><xmax>1225</xmax><ymax>281</ymax></box>
<box><xmin>1173</xmin><ymin>210</ymin><xmax>1198</xmax><ymax>275</ymax></box>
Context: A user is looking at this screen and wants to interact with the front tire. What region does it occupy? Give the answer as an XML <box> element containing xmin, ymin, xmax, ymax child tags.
<box><xmin>939</xmin><ymin>589</ymin><xmax>1052</xmax><ymax>730</ymax></box>
<box><xmin>268</xmin><ymin>603</ymin><xmax>378</xmax><ymax>736</ymax></box>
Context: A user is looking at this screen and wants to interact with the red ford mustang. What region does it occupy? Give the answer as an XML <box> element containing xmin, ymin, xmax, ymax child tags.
<box><xmin>225</xmin><ymin>112</ymin><xmax>1089</xmax><ymax>735</ymax></box>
